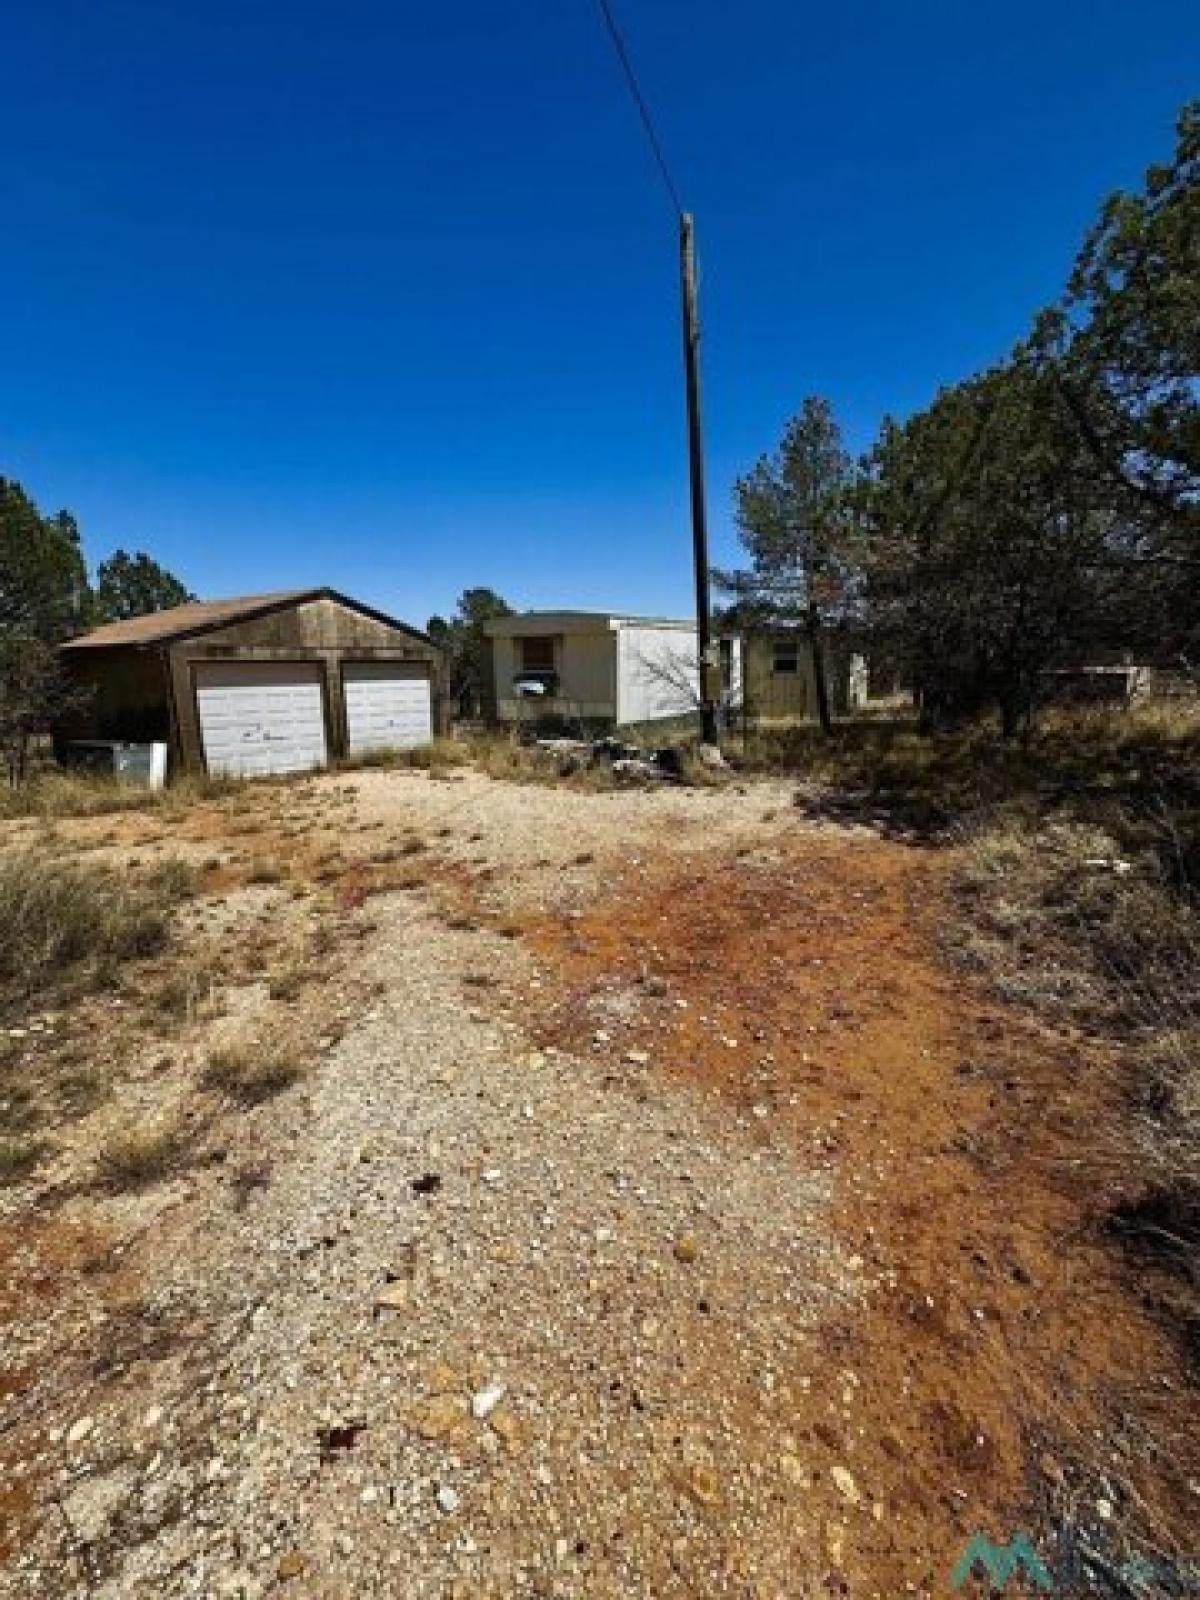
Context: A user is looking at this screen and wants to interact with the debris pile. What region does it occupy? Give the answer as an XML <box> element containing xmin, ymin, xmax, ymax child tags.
<box><xmin>534</xmin><ymin>736</ymin><xmax>725</xmax><ymax>783</ymax></box>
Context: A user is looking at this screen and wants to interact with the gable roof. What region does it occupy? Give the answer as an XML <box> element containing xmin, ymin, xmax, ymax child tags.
<box><xmin>61</xmin><ymin>588</ymin><xmax>432</xmax><ymax>650</ymax></box>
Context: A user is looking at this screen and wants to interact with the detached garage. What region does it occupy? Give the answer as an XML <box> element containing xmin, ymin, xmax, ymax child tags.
<box><xmin>58</xmin><ymin>589</ymin><xmax>444</xmax><ymax>778</ymax></box>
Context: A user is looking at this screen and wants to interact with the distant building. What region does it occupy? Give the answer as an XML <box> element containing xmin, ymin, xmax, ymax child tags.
<box><xmin>740</xmin><ymin>629</ymin><xmax>868</xmax><ymax>724</ymax></box>
<box><xmin>483</xmin><ymin>611</ymin><xmax>742</xmax><ymax>733</ymax></box>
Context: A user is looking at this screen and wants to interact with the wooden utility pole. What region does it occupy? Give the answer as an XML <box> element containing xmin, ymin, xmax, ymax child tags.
<box><xmin>678</xmin><ymin>212</ymin><xmax>719</xmax><ymax>746</ymax></box>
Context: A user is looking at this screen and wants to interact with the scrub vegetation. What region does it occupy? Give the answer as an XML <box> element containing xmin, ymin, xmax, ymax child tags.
<box><xmin>0</xmin><ymin>849</ymin><xmax>194</xmax><ymax>1005</ymax></box>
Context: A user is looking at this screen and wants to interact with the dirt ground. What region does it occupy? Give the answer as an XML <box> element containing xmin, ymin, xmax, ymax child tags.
<box><xmin>0</xmin><ymin>767</ymin><xmax>1195</xmax><ymax>1597</ymax></box>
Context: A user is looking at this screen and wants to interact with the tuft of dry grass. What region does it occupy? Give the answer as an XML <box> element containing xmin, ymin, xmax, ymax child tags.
<box><xmin>953</xmin><ymin>819</ymin><xmax>1199</xmax><ymax>1030</ymax></box>
<box><xmin>204</xmin><ymin>1043</ymin><xmax>304</xmax><ymax>1104</ymax></box>
<box><xmin>267</xmin><ymin>964</ymin><xmax>307</xmax><ymax>1002</ymax></box>
<box><xmin>247</xmin><ymin>856</ymin><xmax>285</xmax><ymax>885</ymax></box>
<box><xmin>0</xmin><ymin>851</ymin><xmax>193</xmax><ymax>1007</ymax></box>
<box><xmin>340</xmin><ymin>739</ymin><xmax>474</xmax><ymax>774</ymax></box>
<box><xmin>97</xmin><ymin>1118</ymin><xmax>192</xmax><ymax>1189</ymax></box>
<box><xmin>0</xmin><ymin>1135</ymin><xmax>52</xmax><ymax>1185</ymax></box>
<box><xmin>0</xmin><ymin>770</ymin><xmax>240</xmax><ymax>822</ymax></box>
<box><xmin>952</xmin><ymin>810</ymin><xmax>1200</xmax><ymax>1326</ymax></box>
<box><xmin>150</xmin><ymin>953</ymin><xmax>224</xmax><ymax>1025</ymax></box>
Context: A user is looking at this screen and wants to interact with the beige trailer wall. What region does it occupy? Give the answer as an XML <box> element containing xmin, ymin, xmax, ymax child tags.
<box><xmin>493</xmin><ymin>626</ymin><xmax>617</xmax><ymax>723</ymax></box>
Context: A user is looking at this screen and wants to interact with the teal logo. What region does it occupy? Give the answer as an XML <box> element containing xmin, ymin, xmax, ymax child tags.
<box><xmin>952</xmin><ymin>1533</ymin><xmax>1055</xmax><ymax>1593</ymax></box>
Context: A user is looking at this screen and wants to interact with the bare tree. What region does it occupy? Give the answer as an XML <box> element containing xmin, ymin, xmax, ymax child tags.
<box><xmin>628</xmin><ymin>641</ymin><xmax>742</xmax><ymax>732</ymax></box>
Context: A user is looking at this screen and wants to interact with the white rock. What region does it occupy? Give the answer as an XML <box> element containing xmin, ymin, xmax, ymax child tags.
<box><xmin>831</xmin><ymin>1465</ymin><xmax>861</xmax><ymax>1504</ymax></box>
<box><xmin>471</xmin><ymin>1382</ymin><xmax>507</xmax><ymax>1421</ymax></box>
<box><xmin>436</xmin><ymin>1485</ymin><xmax>460</xmax><ymax>1514</ymax></box>
<box><xmin>66</xmin><ymin>1416</ymin><xmax>94</xmax><ymax>1445</ymax></box>
<box><xmin>62</xmin><ymin>1467</ymin><xmax>132</xmax><ymax>1543</ymax></box>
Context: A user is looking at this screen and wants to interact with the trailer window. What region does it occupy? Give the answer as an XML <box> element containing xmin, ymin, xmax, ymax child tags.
<box><xmin>518</xmin><ymin>637</ymin><xmax>555</xmax><ymax>672</ymax></box>
<box><xmin>772</xmin><ymin>644</ymin><xmax>799</xmax><ymax>675</ymax></box>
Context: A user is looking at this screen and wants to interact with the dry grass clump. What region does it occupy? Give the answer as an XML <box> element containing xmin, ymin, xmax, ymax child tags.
<box><xmin>476</xmin><ymin>738</ymin><xmax>628</xmax><ymax>791</ymax></box>
<box><xmin>475</xmin><ymin>740</ymin><xmax>562</xmax><ymax>784</ymax></box>
<box><xmin>341</xmin><ymin>740</ymin><xmax>474</xmax><ymax>773</ymax></box>
<box><xmin>267</xmin><ymin>964</ymin><xmax>307</xmax><ymax>1002</ymax></box>
<box><xmin>0</xmin><ymin>1134</ymin><xmax>52</xmax><ymax>1185</ymax></box>
<box><xmin>97</xmin><ymin>1118</ymin><xmax>192</xmax><ymax>1189</ymax></box>
<box><xmin>954</xmin><ymin>820</ymin><xmax>1199</xmax><ymax>1028</ymax></box>
<box><xmin>744</xmin><ymin>700</ymin><xmax>1200</xmax><ymax>836</ymax></box>
<box><xmin>1135</xmin><ymin>1027</ymin><xmax>1200</xmax><ymax>1185</ymax></box>
<box><xmin>0</xmin><ymin>851</ymin><xmax>193</xmax><ymax>1006</ymax></box>
<box><xmin>150</xmin><ymin>952</ymin><xmax>224</xmax><ymax>1024</ymax></box>
<box><xmin>204</xmin><ymin>1043</ymin><xmax>304</xmax><ymax>1104</ymax></box>
<box><xmin>349</xmin><ymin>734</ymin><xmax>624</xmax><ymax>789</ymax></box>
<box><xmin>675</xmin><ymin>749</ymin><xmax>730</xmax><ymax>789</ymax></box>
<box><xmin>954</xmin><ymin>811</ymin><xmax>1200</xmax><ymax>1327</ymax></box>
<box><xmin>247</xmin><ymin>856</ymin><xmax>285</xmax><ymax>885</ymax></box>
<box><xmin>0</xmin><ymin>770</ymin><xmax>238</xmax><ymax>821</ymax></box>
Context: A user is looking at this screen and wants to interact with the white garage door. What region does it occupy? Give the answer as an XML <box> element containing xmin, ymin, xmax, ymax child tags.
<box><xmin>195</xmin><ymin>661</ymin><xmax>328</xmax><ymax>778</ymax></box>
<box><xmin>343</xmin><ymin>662</ymin><xmax>433</xmax><ymax>753</ymax></box>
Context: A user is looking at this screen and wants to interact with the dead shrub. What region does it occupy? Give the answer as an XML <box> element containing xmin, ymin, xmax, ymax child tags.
<box><xmin>204</xmin><ymin>1044</ymin><xmax>304</xmax><ymax>1104</ymax></box>
<box><xmin>98</xmin><ymin>1118</ymin><xmax>192</xmax><ymax>1189</ymax></box>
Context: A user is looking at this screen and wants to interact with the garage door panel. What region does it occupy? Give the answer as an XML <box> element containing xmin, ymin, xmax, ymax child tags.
<box><xmin>344</xmin><ymin>663</ymin><xmax>432</xmax><ymax>752</ymax></box>
<box><xmin>195</xmin><ymin>662</ymin><xmax>328</xmax><ymax>778</ymax></box>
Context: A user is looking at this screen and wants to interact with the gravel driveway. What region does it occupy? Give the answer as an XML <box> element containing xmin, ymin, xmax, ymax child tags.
<box><xmin>2</xmin><ymin>771</ymin><xmax>859</xmax><ymax>1599</ymax></box>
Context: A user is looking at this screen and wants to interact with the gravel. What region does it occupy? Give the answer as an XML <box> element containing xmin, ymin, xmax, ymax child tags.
<box><xmin>0</xmin><ymin>772</ymin><xmax>858</xmax><ymax>1599</ymax></box>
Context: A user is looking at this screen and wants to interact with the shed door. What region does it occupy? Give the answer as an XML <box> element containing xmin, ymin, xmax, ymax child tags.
<box><xmin>343</xmin><ymin>662</ymin><xmax>433</xmax><ymax>752</ymax></box>
<box><xmin>194</xmin><ymin>661</ymin><xmax>328</xmax><ymax>778</ymax></box>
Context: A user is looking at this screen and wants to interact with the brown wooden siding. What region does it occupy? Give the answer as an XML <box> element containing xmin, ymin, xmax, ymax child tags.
<box><xmin>59</xmin><ymin>595</ymin><xmax>445</xmax><ymax>774</ymax></box>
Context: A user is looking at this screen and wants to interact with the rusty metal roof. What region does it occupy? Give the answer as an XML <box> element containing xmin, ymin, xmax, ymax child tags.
<box><xmin>63</xmin><ymin>589</ymin><xmax>332</xmax><ymax>649</ymax></box>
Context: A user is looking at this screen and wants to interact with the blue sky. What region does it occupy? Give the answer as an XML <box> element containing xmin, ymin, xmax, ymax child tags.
<box><xmin>1</xmin><ymin>0</ymin><xmax>1195</xmax><ymax>625</ymax></box>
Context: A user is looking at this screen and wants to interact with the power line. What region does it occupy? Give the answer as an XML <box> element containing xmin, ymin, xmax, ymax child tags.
<box><xmin>592</xmin><ymin>0</ymin><xmax>684</xmax><ymax>216</ymax></box>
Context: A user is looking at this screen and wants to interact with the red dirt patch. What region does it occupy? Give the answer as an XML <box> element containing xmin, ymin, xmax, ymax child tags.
<box><xmin>0</xmin><ymin>1217</ymin><xmax>127</xmax><ymax>1561</ymax></box>
<box><xmin>523</xmin><ymin>832</ymin><xmax>1198</xmax><ymax>1591</ymax></box>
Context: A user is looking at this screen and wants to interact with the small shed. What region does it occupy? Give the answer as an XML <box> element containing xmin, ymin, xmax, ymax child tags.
<box><xmin>741</xmin><ymin>630</ymin><xmax>868</xmax><ymax>724</ymax></box>
<box><xmin>59</xmin><ymin>589</ymin><xmax>444</xmax><ymax>778</ymax></box>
